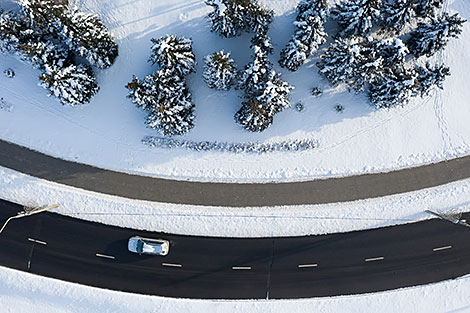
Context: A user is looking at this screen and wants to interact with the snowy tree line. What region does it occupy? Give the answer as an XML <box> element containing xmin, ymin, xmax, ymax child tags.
<box><xmin>0</xmin><ymin>0</ymin><xmax>118</xmax><ymax>105</ymax></box>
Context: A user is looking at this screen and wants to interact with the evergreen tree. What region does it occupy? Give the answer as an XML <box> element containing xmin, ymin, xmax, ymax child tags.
<box><xmin>331</xmin><ymin>0</ymin><xmax>382</xmax><ymax>37</ymax></box>
<box><xmin>407</xmin><ymin>13</ymin><xmax>466</xmax><ymax>57</ymax></box>
<box><xmin>236</xmin><ymin>41</ymin><xmax>292</xmax><ymax>131</ymax></box>
<box><xmin>413</xmin><ymin>0</ymin><xmax>444</xmax><ymax>18</ymax></box>
<box><xmin>279</xmin><ymin>0</ymin><xmax>328</xmax><ymax>71</ymax></box>
<box><xmin>127</xmin><ymin>36</ymin><xmax>196</xmax><ymax>135</ymax></box>
<box><xmin>18</xmin><ymin>0</ymin><xmax>68</xmax><ymax>28</ymax></box>
<box><xmin>0</xmin><ymin>9</ymin><xmax>34</xmax><ymax>53</ymax></box>
<box><xmin>317</xmin><ymin>37</ymin><xmax>373</xmax><ymax>92</ymax></box>
<box><xmin>368</xmin><ymin>66</ymin><xmax>418</xmax><ymax>108</ymax></box>
<box><xmin>203</xmin><ymin>50</ymin><xmax>237</xmax><ymax>91</ymax></box>
<box><xmin>57</xmin><ymin>8</ymin><xmax>118</xmax><ymax>69</ymax></box>
<box><xmin>244</xmin><ymin>2</ymin><xmax>273</xmax><ymax>34</ymax></box>
<box><xmin>250</xmin><ymin>32</ymin><xmax>274</xmax><ymax>55</ymax></box>
<box><xmin>415</xmin><ymin>63</ymin><xmax>450</xmax><ymax>96</ymax></box>
<box><xmin>205</xmin><ymin>0</ymin><xmax>273</xmax><ymax>37</ymax></box>
<box><xmin>39</xmin><ymin>63</ymin><xmax>99</xmax><ymax>105</ymax></box>
<box><xmin>20</xmin><ymin>40</ymin><xmax>71</xmax><ymax>70</ymax></box>
<box><xmin>149</xmin><ymin>35</ymin><xmax>196</xmax><ymax>76</ymax></box>
<box><xmin>381</xmin><ymin>0</ymin><xmax>415</xmax><ymax>33</ymax></box>
<box><xmin>205</xmin><ymin>0</ymin><xmax>247</xmax><ymax>37</ymax></box>
<box><xmin>374</xmin><ymin>38</ymin><xmax>408</xmax><ymax>67</ymax></box>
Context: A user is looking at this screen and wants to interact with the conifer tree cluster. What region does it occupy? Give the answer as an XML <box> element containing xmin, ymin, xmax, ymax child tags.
<box><xmin>126</xmin><ymin>35</ymin><xmax>196</xmax><ymax>136</ymax></box>
<box><xmin>279</xmin><ymin>0</ymin><xmax>328</xmax><ymax>71</ymax></box>
<box><xmin>235</xmin><ymin>35</ymin><xmax>292</xmax><ymax>132</ymax></box>
<box><xmin>0</xmin><ymin>0</ymin><xmax>118</xmax><ymax>105</ymax></box>
<box><xmin>316</xmin><ymin>0</ymin><xmax>465</xmax><ymax>108</ymax></box>
<box><xmin>205</xmin><ymin>0</ymin><xmax>273</xmax><ymax>38</ymax></box>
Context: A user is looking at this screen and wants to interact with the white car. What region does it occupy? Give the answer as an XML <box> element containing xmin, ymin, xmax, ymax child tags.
<box><xmin>128</xmin><ymin>236</ymin><xmax>170</xmax><ymax>256</ymax></box>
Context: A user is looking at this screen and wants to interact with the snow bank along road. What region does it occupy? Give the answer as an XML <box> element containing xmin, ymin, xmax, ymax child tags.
<box><xmin>1</xmin><ymin>199</ymin><xmax>470</xmax><ymax>299</ymax></box>
<box><xmin>1</xmin><ymin>139</ymin><xmax>470</xmax><ymax>207</ymax></box>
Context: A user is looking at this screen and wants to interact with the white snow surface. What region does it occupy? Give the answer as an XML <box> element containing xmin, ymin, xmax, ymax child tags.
<box><xmin>0</xmin><ymin>265</ymin><xmax>470</xmax><ymax>313</ymax></box>
<box><xmin>2</xmin><ymin>165</ymin><xmax>470</xmax><ymax>237</ymax></box>
<box><xmin>0</xmin><ymin>0</ymin><xmax>469</xmax><ymax>183</ymax></box>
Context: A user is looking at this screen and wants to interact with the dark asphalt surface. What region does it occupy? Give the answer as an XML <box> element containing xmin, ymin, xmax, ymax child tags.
<box><xmin>1</xmin><ymin>199</ymin><xmax>469</xmax><ymax>299</ymax></box>
<box><xmin>1</xmin><ymin>139</ymin><xmax>470</xmax><ymax>207</ymax></box>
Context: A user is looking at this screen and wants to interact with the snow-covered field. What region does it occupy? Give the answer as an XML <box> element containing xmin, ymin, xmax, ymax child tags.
<box><xmin>1</xmin><ymin>265</ymin><xmax>470</xmax><ymax>313</ymax></box>
<box><xmin>0</xmin><ymin>0</ymin><xmax>468</xmax><ymax>182</ymax></box>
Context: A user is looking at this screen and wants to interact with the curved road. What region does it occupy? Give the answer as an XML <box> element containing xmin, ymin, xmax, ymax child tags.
<box><xmin>1</xmin><ymin>139</ymin><xmax>470</xmax><ymax>206</ymax></box>
<box><xmin>1</xmin><ymin>199</ymin><xmax>469</xmax><ymax>299</ymax></box>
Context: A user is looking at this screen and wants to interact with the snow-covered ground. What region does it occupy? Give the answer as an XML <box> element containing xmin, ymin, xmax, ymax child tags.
<box><xmin>2</xmin><ymin>165</ymin><xmax>470</xmax><ymax>237</ymax></box>
<box><xmin>0</xmin><ymin>0</ymin><xmax>469</xmax><ymax>182</ymax></box>
<box><xmin>1</xmin><ymin>265</ymin><xmax>469</xmax><ymax>313</ymax></box>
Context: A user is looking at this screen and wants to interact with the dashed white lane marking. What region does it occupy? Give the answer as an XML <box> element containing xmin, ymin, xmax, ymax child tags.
<box><xmin>95</xmin><ymin>253</ymin><xmax>115</xmax><ymax>260</ymax></box>
<box><xmin>433</xmin><ymin>245</ymin><xmax>452</xmax><ymax>252</ymax></box>
<box><xmin>232</xmin><ymin>266</ymin><xmax>252</xmax><ymax>270</ymax></box>
<box><xmin>27</xmin><ymin>260</ymin><xmax>31</xmax><ymax>270</ymax></box>
<box><xmin>162</xmin><ymin>263</ymin><xmax>183</xmax><ymax>268</ymax></box>
<box><xmin>298</xmin><ymin>263</ymin><xmax>318</xmax><ymax>268</ymax></box>
<box><xmin>365</xmin><ymin>256</ymin><xmax>385</xmax><ymax>262</ymax></box>
<box><xmin>28</xmin><ymin>238</ymin><xmax>47</xmax><ymax>245</ymax></box>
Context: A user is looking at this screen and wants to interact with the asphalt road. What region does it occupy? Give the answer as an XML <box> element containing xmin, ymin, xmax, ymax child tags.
<box><xmin>1</xmin><ymin>139</ymin><xmax>470</xmax><ymax>207</ymax></box>
<box><xmin>1</xmin><ymin>199</ymin><xmax>469</xmax><ymax>299</ymax></box>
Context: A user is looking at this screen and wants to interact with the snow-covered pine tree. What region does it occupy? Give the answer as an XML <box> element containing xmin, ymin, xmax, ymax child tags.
<box><xmin>205</xmin><ymin>0</ymin><xmax>247</xmax><ymax>37</ymax></box>
<box><xmin>368</xmin><ymin>66</ymin><xmax>418</xmax><ymax>108</ymax></box>
<box><xmin>144</xmin><ymin>70</ymin><xmax>195</xmax><ymax>136</ymax></box>
<box><xmin>236</xmin><ymin>40</ymin><xmax>292</xmax><ymax>132</ymax></box>
<box><xmin>244</xmin><ymin>2</ymin><xmax>274</xmax><ymax>34</ymax></box>
<box><xmin>149</xmin><ymin>35</ymin><xmax>196</xmax><ymax>76</ymax></box>
<box><xmin>413</xmin><ymin>0</ymin><xmax>444</xmax><ymax>18</ymax></box>
<box><xmin>234</xmin><ymin>99</ymin><xmax>273</xmax><ymax>132</ymax></box>
<box><xmin>380</xmin><ymin>0</ymin><xmax>415</xmax><ymax>33</ymax></box>
<box><xmin>279</xmin><ymin>0</ymin><xmax>328</xmax><ymax>71</ymax></box>
<box><xmin>126</xmin><ymin>74</ymin><xmax>157</xmax><ymax>111</ymax></box>
<box><xmin>317</xmin><ymin>37</ymin><xmax>374</xmax><ymax>92</ymax></box>
<box><xmin>18</xmin><ymin>0</ymin><xmax>68</xmax><ymax>28</ymax></box>
<box><xmin>20</xmin><ymin>40</ymin><xmax>71</xmax><ymax>70</ymax></box>
<box><xmin>407</xmin><ymin>13</ymin><xmax>466</xmax><ymax>57</ymax></box>
<box><xmin>250</xmin><ymin>32</ymin><xmax>274</xmax><ymax>55</ymax></box>
<box><xmin>415</xmin><ymin>63</ymin><xmax>450</xmax><ymax>96</ymax></box>
<box><xmin>330</xmin><ymin>0</ymin><xmax>382</xmax><ymax>37</ymax></box>
<box><xmin>203</xmin><ymin>50</ymin><xmax>237</xmax><ymax>90</ymax></box>
<box><xmin>205</xmin><ymin>0</ymin><xmax>273</xmax><ymax>37</ymax></box>
<box><xmin>238</xmin><ymin>46</ymin><xmax>272</xmax><ymax>96</ymax></box>
<box><xmin>374</xmin><ymin>38</ymin><xmax>408</xmax><ymax>67</ymax></box>
<box><xmin>39</xmin><ymin>63</ymin><xmax>99</xmax><ymax>105</ymax></box>
<box><xmin>0</xmin><ymin>9</ymin><xmax>33</xmax><ymax>53</ymax></box>
<box><xmin>57</xmin><ymin>8</ymin><xmax>118</xmax><ymax>69</ymax></box>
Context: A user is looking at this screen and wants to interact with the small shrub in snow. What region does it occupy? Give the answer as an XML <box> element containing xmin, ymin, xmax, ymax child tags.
<box><xmin>330</xmin><ymin>0</ymin><xmax>382</xmax><ymax>37</ymax></box>
<box><xmin>311</xmin><ymin>87</ymin><xmax>322</xmax><ymax>97</ymax></box>
<box><xmin>4</xmin><ymin>68</ymin><xmax>14</xmax><ymax>78</ymax></box>
<box><xmin>142</xmin><ymin>135</ymin><xmax>317</xmax><ymax>153</ymax></box>
<box><xmin>203</xmin><ymin>50</ymin><xmax>237</xmax><ymax>91</ymax></box>
<box><xmin>334</xmin><ymin>103</ymin><xmax>344</xmax><ymax>112</ymax></box>
<box><xmin>0</xmin><ymin>97</ymin><xmax>13</xmax><ymax>112</ymax></box>
<box><xmin>39</xmin><ymin>63</ymin><xmax>99</xmax><ymax>106</ymax></box>
<box><xmin>279</xmin><ymin>0</ymin><xmax>328</xmax><ymax>71</ymax></box>
<box><xmin>205</xmin><ymin>0</ymin><xmax>273</xmax><ymax>38</ymax></box>
<box><xmin>407</xmin><ymin>13</ymin><xmax>466</xmax><ymax>58</ymax></box>
<box><xmin>295</xmin><ymin>102</ymin><xmax>304</xmax><ymax>112</ymax></box>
